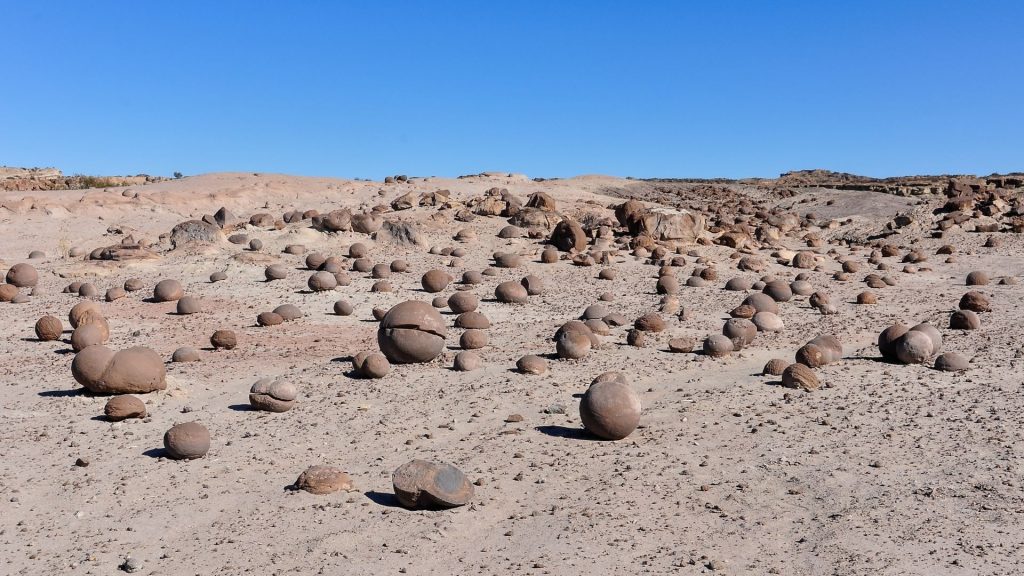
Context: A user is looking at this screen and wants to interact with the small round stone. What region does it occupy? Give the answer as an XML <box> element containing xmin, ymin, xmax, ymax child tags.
<box><xmin>176</xmin><ymin>296</ymin><xmax>202</xmax><ymax>315</ymax></box>
<box><xmin>210</xmin><ymin>330</ymin><xmax>237</xmax><ymax>350</ymax></box>
<box><xmin>104</xmin><ymin>395</ymin><xmax>147</xmax><ymax>421</ymax></box>
<box><xmin>762</xmin><ymin>358</ymin><xmax>790</xmax><ymax>376</ymax></box>
<box><xmin>257</xmin><ymin>311</ymin><xmax>284</xmax><ymax>326</ymax></box>
<box><xmin>153</xmin><ymin>279</ymin><xmax>184</xmax><ymax>302</ymax></box>
<box><xmin>460</xmin><ymin>329</ymin><xmax>488</xmax><ymax>350</ymax></box>
<box><xmin>172</xmin><ymin>347</ymin><xmax>201</xmax><ymax>362</ymax></box>
<box><xmin>516</xmin><ymin>355</ymin><xmax>547</xmax><ymax>374</ymax></box>
<box><xmin>934</xmin><ymin>352</ymin><xmax>969</xmax><ymax>372</ymax></box>
<box><xmin>294</xmin><ymin>465</ymin><xmax>355</xmax><ymax>495</ymax></box>
<box><xmin>34</xmin><ymin>315</ymin><xmax>63</xmax><ymax>341</ymax></box>
<box><xmin>453</xmin><ymin>351</ymin><xmax>482</xmax><ymax>371</ymax></box>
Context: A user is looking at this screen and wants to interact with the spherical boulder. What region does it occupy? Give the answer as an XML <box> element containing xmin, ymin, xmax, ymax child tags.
<box><xmin>634</xmin><ymin>313</ymin><xmax>666</xmax><ymax>333</ymax></box>
<box><xmin>723</xmin><ymin>318</ymin><xmax>757</xmax><ymax>349</ymax></box>
<box><xmin>333</xmin><ymin>300</ymin><xmax>354</xmax><ymax>316</ymax></box>
<box><xmin>421</xmin><ymin>269</ymin><xmax>451</xmax><ymax>293</ymax></box>
<box><xmin>124</xmin><ymin>278</ymin><xmax>145</xmax><ymax>292</ymax></box>
<box><xmin>579</xmin><ymin>372</ymin><xmax>641</xmax><ymax>440</ymax></box>
<box><xmin>34</xmin><ymin>315</ymin><xmax>63</xmax><ymax>341</ymax></box>
<box><xmin>966</xmin><ymin>271</ymin><xmax>990</xmax><ymax>286</ymax></box>
<box><xmin>460</xmin><ymin>329</ymin><xmax>488</xmax><ymax>350</ymax></box>
<box><xmin>795</xmin><ymin>335</ymin><xmax>842</xmax><ymax>368</ymax></box>
<box><xmin>934</xmin><ymin>352</ymin><xmax>969</xmax><ymax>372</ymax></box>
<box><xmin>752</xmin><ymin>311</ymin><xmax>784</xmax><ymax>332</ymax></box>
<box><xmin>172</xmin><ymin>347</ymin><xmax>201</xmax><ymax>362</ymax></box>
<box><xmin>176</xmin><ymin>296</ymin><xmax>202</xmax><ymax>315</ymax></box>
<box><xmin>71</xmin><ymin>322</ymin><xmax>108</xmax><ymax>351</ymax></box>
<box><xmin>264</xmin><ymin>304</ymin><xmax>297</xmax><ymax>321</ymax></box>
<box><xmin>257</xmin><ymin>311</ymin><xmax>284</xmax><ymax>326</ymax></box>
<box><xmin>667</xmin><ymin>337</ymin><xmax>695</xmax><ymax>353</ymax></box>
<box><xmin>742</xmin><ymin>293</ymin><xmax>779</xmax><ymax>314</ymax></box>
<box><xmin>105</xmin><ymin>287</ymin><xmax>126</xmax><ymax>302</ymax></box>
<box><xmin>163</xmin><ymin>422</ymin><xmax>210</xmax><ymax>460</ymax></box>
<box><xmin>6</xmin><ymin>263</ymin><xmax>38</xmax><ymax>287</ymax></box>
<box><xmin>353</xmin><ymin>351</ymin><xmax>391</xmax><ymax>378</ymax></box>
<box><xmin>249</xmin><ymin>378</ymin><xmax>298</xmax><ymax>412</ymax></box>
<box><xmin>74</xmin><ymin>282</ymin><xmax>99</xmax><ymax>298</ymax></box>
<box><xmin>894</xmin><ymin>330</ymin><xmax>934</xmax><ymax>364</ymax></box>
<box><xmin>0</xmin><ymin>284</ymin><xmax>18</xmax><ymax>302</ymax></box>
<box><xmin>703</xmin><ymin>334</ymin><xmax>734</xmax><ymax>358</ymax></box>
<box><xmin>762</xmin><ymin>358</ymin><xmax>789</xmax><ymax>376</ymax></box>
<box><xmin>377</xmin><ymin>301</ymin><xmax>446</xmax><ymax>364</ymax></box>
<box><xmin>877</xmin><ymin>322</ymin><xmax>909</xmax><ymax>362</ymax></box>
<box><xmin>856</xmin><ymin>291</ymin><xmax>877</xmax><ymax>304</ymax></box>
<box><xmin>455</xmin><ymin>311</ymin><xmax>490</xmax><ymax>329</ymax></box>
<box><xmin>308</xmin><ymin>271</ymin><xmax>338</xmax><ymax>292</ymax></box>
<box><xmin>959</xmin><ymin>291</ymin><xmax>990</xmax><ymax>313</ymax></box>
<box><xmin>762</xmin><ymin>280</ymin><xmax>793</xmax><ymax>302</ymax></box>
<box><xmin>453</xmin><ymin>351</ymin><xmax>482</xmax><ymax>371</ymax></box>
<box><xmin>265</xmin><ymin>264</ymin><xmax>288</xmax><ymax>281</ymax></box>
<box><xmin>348</xmin><ymin>243</ymin><xmax>368</xmax><ymax>258</ymax></box>
<box><xmin>153</xmin><ymin>279</ymin><xmax>184</xmax><ymax>302</ymax></box>
<box><xmin>448</xmin><ymin>292</ymin><xmax>479</xmax><ymax>314</ymax></box>
<box><xmin>782</xmin><ymin>363</ymin><xmax>820</xmax><ymax>391</ymax></box>
<box><xmin>211</xmin><ymin>330</ymin><xmax>237</xmax><ymax>350</ymax></box>
<box><xmin>495</xmin><ymin>281</ymin><xmax>529</xmax><ymax>304</ymax></box>
<box><xmin>521</xmin><ymin>275</ymin><xmax>544</xmax><ymax>296</ymax></box>
<box><xmin>950</xmin><ymin>310</ymin><xmax>980</xmax><ymax>330</ymax></box>
<box><xmin>69</xmin><ymin>301</ymin><xmax>102</xmax><ymax>328</ymax></box>
<box><xmin>516</xmin><ymin>355</ymin><xmax>547</xmax><ymax>374</ymax></box>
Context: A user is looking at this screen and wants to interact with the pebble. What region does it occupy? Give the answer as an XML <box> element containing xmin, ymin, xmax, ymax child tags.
<box><xmin>120</xmin><ymin>556</ymin><xmax>142</xmax><ymax>573</ymax></box>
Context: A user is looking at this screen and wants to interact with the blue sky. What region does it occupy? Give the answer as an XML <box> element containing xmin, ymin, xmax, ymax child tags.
<box><xmin>1</xmin><ymin>1</ymin><xmax>1021</xmax><ymax>179</ymax></box>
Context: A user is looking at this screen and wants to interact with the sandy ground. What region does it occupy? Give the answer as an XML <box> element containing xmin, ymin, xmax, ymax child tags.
<box><xmin>1</xmin><ymin>173</ymin><xmax>1022</xmax><ymax>575</ymax></box>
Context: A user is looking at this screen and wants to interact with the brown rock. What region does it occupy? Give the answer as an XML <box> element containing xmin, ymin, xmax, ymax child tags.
<box><xmin>6</xmin><ymin>263</ymin><xmax>38</xmax><ymax>287</ymax></box>
<box><xmin>294</xmin><ymin>465</ymin><xmax>355</xmax><ymax>495</ymax></box>
<box><xmin>579</xmin><ymin>372</ymin><xmax>641</xmax><ymax>440</ymax></box>
<box><xmin>211</xmin><ymin>330</ymin><xmax>237</xmax><ymax>350</ymax></box>
<box><xmin>782</xmin><ymin>363</ymin><xmax>820</xmax><ymax>391</ymax></box>
<box><xmin>163</xmin><ymin>422</ymin><xmax>210</xmax><ymax>460</ymax></box>
<box><xmin>249</xmin><ymin>378</ymin><xmax>298</xmax><ymax>412</ymax></box>
<box><xmin>377</xmin><ymin>301</ymin><xmax>446</xmax><ymax>363</ymax></box>
<box><xmin>762</xmin><ymin>358</ymin><xmax>789</xmax><ymax>376</ymax></box>
<box><xmin>34</xmin><ymin>315</ymin><xmax>63</xmax><ymax>341</ymax></box>
<box><xmin>516</xmin><ymin>354</ymin><xmax>548</xmax><ymax>374</ymax></box>
<box><xmin>392</xmin><ymin>460</ymin><xmax>474</xmax><ymax>509</ymax></box>
<box><xmin>104</xmin><ymin>395</ymin><xmax>146</xmax><ymax>421</ymax></box>
<box><xmin>153</xmin><ymin>279</ymin><xmax>184</xmax><ymax>302</ymax></box>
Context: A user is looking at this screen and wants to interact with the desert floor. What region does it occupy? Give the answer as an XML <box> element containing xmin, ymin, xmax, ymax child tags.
<box><xmin>1</xmin><ymin>172</ymin><xmax>1022</xmax><ymax>575</ymax></box>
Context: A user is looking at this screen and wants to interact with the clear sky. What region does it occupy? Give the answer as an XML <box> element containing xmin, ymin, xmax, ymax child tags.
<box><xmin>2</xmin><ymin>1</ymin><xmax>1022</xmax><ymax>179</ymax></box>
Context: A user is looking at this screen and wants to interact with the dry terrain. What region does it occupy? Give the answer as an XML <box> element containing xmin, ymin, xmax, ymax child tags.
<box><xmin>1</xmin><ymin>171</ymin><xmax>1022</xmax><ymax>575</ymax></box>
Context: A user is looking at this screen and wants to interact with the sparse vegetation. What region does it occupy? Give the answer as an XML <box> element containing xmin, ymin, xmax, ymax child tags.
<box><xmin>74</xmin><ymin>175</ymin><xmax>131</xmax><ymax>189</ymax></box>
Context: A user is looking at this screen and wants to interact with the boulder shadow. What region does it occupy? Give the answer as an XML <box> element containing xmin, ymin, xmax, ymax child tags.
<box><xmin>535</xmin><ymin>425</ymin><xmax>597</xmax><ymax>441</ymax></box>
<box><xmin>228</xmin><ymin>404</ymin><xmax>254</xmax><ymax>412</ymax></box>
<box><xmin>847</xmin><ymin>354</ymin><xmax>896</xmax><ymax>364</ymax></box>
<box><xmin>364</xmin><ymin>491</ymin><xmax>405</xmax><ymax>508</ymax></box>
<box><xmin>38</xmin><ymin>388</ymin><xmax>87</xmax><ymax>398</ymax></box>
<box><xmin>142</xmin><ymin>448</ymin><xmax>168</xmax><ymax>459</ymax></box>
